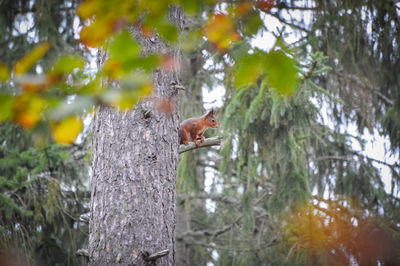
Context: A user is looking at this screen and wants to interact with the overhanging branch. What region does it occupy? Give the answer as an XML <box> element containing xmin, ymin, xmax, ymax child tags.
<box><xmin>178</xmin><ymin>136</ymin><xmax>222</xmax><ymax>153</ymax></box>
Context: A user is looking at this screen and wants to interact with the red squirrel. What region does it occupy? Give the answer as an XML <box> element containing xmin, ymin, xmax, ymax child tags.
<box><xmin>179</xmin><ymin>109</ymin><xmax>218</xmax><ymax>147</ymax></box>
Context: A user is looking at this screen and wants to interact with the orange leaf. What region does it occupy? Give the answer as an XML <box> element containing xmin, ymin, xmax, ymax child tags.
<box><xmin>80</xmin><ymin>17</ymin><xmax>114</xmax><ymax>48</ymax></box>
<box><xmin>46</xmin><ymin>73</ymin><xmax>63</xmax><ymax>86</ymax></box>
<box><xmin>161</xmin><ymin>55</ymin><xmax>181</xmax><ymax>72</ymax></box>
<box><xmin>235</xmin><ymin>2</ymin><xmax>253</xmax><ymax>16</ymax></box>
<box><xmin>103</xmin><ymin>59</ymin><xmax>123</xmax><ymax>79</ymax></box>
<box><xmin>51</xmin><ymin>115</ymin><xmax>83</xmax><ymax>144</ymax></box>
<box><xmin>112</xmin><ymin>18</ymin><xmax>128</xmax><ymax>34</ymax></box>
<box><xmin>257</xmin><ymin>0</ymin><xmax>275</xmax><ymax>13</ymax></box>
<box><xmin>154</xmin><ymin>98</ymin><xmax>174</xmax><ymax>113</ymax></box>
<box><xmin>19</xmin><ymin>73</ymin><xmax>61</xmax><ymax>93</ymax></box>
<box><xmin>22</xmin><ymin>82</ymin><xmax>45</xmax><ymax>93</ymax></box>
<box><xmin>13</xmin><ymin>93</ymin><xmax>46</xmax><ymax>129</ymax></box>
<box><xmin>133</xmin><ymin>21</ymin><xmax>153</xmax><ymax>38</ymax></box>
<box><xmin>14</xmin><ymin>42</ymin><xmax>51</xmax><ymax>75</ymax></box>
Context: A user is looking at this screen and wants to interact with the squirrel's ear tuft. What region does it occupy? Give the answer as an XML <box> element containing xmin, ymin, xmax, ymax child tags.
<box><xmin>207</xmin><ymin>108</ymin><xmax>216</xmax><ymax>116</ymax></box>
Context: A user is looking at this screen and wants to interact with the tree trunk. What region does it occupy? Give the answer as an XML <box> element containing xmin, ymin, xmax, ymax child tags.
<box><xmin>88</xmin><ymin>8</ymin><xmax>183</xmax><ymax>266</ymax></box>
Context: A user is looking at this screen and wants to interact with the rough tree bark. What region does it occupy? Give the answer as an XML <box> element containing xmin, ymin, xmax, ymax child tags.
<box><xmin>88</xmin><ymin>8</ymin><xmax>183</xmax><ymax>266</ymax></box>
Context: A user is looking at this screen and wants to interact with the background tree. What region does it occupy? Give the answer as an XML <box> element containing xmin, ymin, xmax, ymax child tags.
<box><xmin>173</xmin><ymin>1</ymin><xmax>400</xmax><ymax>265</ymax></box>
<box><xmin>0</xmin><ymin>1</ymin><xmax>90</xmax><ymax>265</ymax></box>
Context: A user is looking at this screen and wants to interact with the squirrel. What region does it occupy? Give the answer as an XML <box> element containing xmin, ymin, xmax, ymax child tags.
<box><xmin>179</xmin><ymin>109</ymin><xmax>218</xmax><ymax>147</ymax></box>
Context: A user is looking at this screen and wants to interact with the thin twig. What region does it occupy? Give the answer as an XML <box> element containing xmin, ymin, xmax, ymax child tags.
<box><xmin>269</xmin><ymin>12</ymin><xmax>309</xmax><ymax>32</ymax></box>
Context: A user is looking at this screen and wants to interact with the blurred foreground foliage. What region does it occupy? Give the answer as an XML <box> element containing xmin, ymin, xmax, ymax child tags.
<box><xmin>0</xmin><ymin>0</ymin><xmax>295</xmax><ymax>145</ymax></box>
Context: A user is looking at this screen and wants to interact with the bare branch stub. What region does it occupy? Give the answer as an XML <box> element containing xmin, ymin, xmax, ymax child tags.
<box><xmin>76</xmin><ymin>249</ymin><xmax>89</xmax><ymax>258</ymax></box>
<box><xmin>142</xmin><ymin>249</ymin><xmax>170</xmax><ymax>261</ymax></box>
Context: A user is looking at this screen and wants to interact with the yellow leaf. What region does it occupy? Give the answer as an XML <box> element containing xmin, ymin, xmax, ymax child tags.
<box><xmin>114</xmin><ymin>83</ymin><xmax>153</xmax><ymax>111</ymax></box>
<box><xmin>77</xmin><ymin>0</ymin><xmax>99</xmax><ymax>19</ymax></box>
<box><xmin>0</xmin><ymin>63</ymin><xmax>10</xmax><ymax>82</ymax></box>
<box><xmin>52</xmin><ymin>115</ymin><xmax>83</xmax><ymax>144</ymax></box>
<box><xmin>80</xmin><ymin>17</ymin><xmax>114</xmax><ymax>48</ymax></box>
<box><xmin>14</xmin><ymin>42</ymin><xmax>52</xmax><ymax>75</ymax></box>
<box><xmin>103</xmin><ymin>80</ymin><xmax>153</xmax><ymax>111</ymax></box>
<box><xmin>203</xmin><ymin>13</ymin><xmax>241</xmax><ymax>51</ymax></box>
<box><xmin>103</xmin><ymin>59</ymin><xmax>124</xmax><ymax>79</ymax></box>
<box><xmin>13</xmin><ymin>93</ymin><xmax>46</xmax><ymax>129</ymax></box>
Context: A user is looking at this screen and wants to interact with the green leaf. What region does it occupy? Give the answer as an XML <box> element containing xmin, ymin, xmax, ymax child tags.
<box><xmin>14</xmin><ymin>42</ymin><xmax>52</xmax><ymax>75</ymax></box>
<box><xmin>79</xmin><ymin>78</ymin><xmax>103</xmax><ymax>94</ymax></box>
<box><xmin>229</xmin><ymin>41</ymin><xmax>253</xmax><ymax>61</ymax></box>
<box><xmin>50</xmin><ymin>55</ymin><xmax>85</xmax><ymax>74</ymax></box>
<box><xmin>50</xmin><ymin>95</ymin><xmax>95</xmax><ymax>120</ymax></box>
<box><xmin>156</xmin><ymin>21</ymin><xmax>179</xmax><ymax>43</ymax></box>
<box><xmin>181</xmin><ymin>29</ymin><xmax>202</xmax><ymax>52</ymax></box>
<box><xmin>179</xmin><ymin>0</ymin><xmax>201</xmax><ymax>15</ymax></box>
<box><xmin>109</xmin><ymin>30</ymin><xmax>141</xmax><ymax>62</ymax></box>
<box><xmin>127</xmin><ymin>55</ymin><xmax>160</xmax><ymax>72</ymax></box>
<box><xmin>0</xmin><ymin>94</ymin><xmax>14</xmax><ymax>122</ymax></box>
<box><xmin>102</xmin><ymin>73</ymin><xmax>153</xmax><ymax>110</ymax></box>
<box><xmin>242</xmin><ymin>11</ymin><xmax>263</xmax><ymax>37</ymax></box>
<box><xmin>234</xmin><ymin>51</ymin><xmax>266</xmax><ymax>88</ymax></box>
<box><xmin>265</xmin><ymin>50</ymin><xmax>298</xmax><ymax>95</ymax></box>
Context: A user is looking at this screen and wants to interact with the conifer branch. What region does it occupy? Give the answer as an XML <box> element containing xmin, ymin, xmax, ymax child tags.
<box><xmin>315</xmin><ymin>154</ymin><xmax>400</xmax><ymax>169</ymax></box>
<box><xmin>182</xmin><ymin>239</ymin><xmax>279</xmax><ymax>252</ymax></box>
<box><xmin>335</xmin><ymin>72</ymin><xmax>393</xmax><ymax>106</ymax></box>
<box><xmin>178</xmin><ymin>193</ymin><xmax>269</xmax><ymax>241</ymax></box>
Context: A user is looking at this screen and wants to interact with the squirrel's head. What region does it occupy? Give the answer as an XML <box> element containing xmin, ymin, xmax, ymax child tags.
<box><xmin>205</xmin><ymin>108</ymin><xmax>218</xmax><ymax>128</ymax></box>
